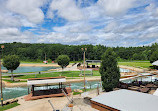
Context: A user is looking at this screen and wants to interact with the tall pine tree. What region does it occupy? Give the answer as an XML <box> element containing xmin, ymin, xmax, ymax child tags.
<box><xmin>99</xmin><ymin>48</ymin><xmax>120</xmax><ymax>92</ymax></box>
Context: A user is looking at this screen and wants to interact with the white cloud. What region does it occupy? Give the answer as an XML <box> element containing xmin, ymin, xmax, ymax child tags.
<box><xmin>53</xmin><ymin>21</ymin><xmax>92</xmax><ymax>33</ymax></box>
<box><xmin>0</xmin><ymin>28</ymin><xmax>35</xmax><ymax>43</ymax></box>
<box><xmin>38</xmin><ymin>31</ymin><xmax>97</xmax><ymax>45</ymax></box>
<box><xmin>104</xmin><ymin>21</ymin><xmax>118</xmax><ymax>32</ymax></box>
<box><xmin>48</xmin><ymin>0</ymin><xmax>84</xmax><ymax>21</ymax></box>
<box><xmin>82</xmin><ymin>5</ymin><xmax>104</xmax><ymax>20</ymax></box>
<box><xmin>0</xmin><ymin>0</ymin><xmax>157</xmax><ymax>47</ymax></box>
<box><xmin>117</xmin><ymin>19</ymin><xmax>158</xmax><ymax>33</ymax></box>
<box><xmin>139</xmin><ymin>31</ymin><xmax>158</xmax><ymax>39</ymax></box>
<box><xmin>0</xmin><ymin>1</ymin><xmax>21</xmax><ymax>28</ymax></box>
<box><xmin>6</xmin><ymin>0</ymin><xmax>46</xmax><ymax>23</ymax></box>
<box><xmin>20</xmin><ymin>18</ymin><xmax>36</xmax><ymax>27</ymax></box>
<box><xmin>97</xmin><ymin>0</ymin><xmax>136</xmax><ymax>17</ymax></box>
<box><xmin>46</xmin><ymin>9</ymin><xmax>54</xmax><ymax>19</ymax></box>
<box><xmin>0</xmin><ymin>28</ymin><xmax>20</xmax><ymax>36</ymax></box>
<box><xmin>0</xmin><ymin>14</ymin><xmax>21</xmax><ymax>28</ymax></box>
<box><xmin>146</xmin><ymin>3</ymin><xmax>155</xmax><ymax>12</ymax></box>
<box><xmin>146</xmin><ymin>3</ymin><xmax>158</xmax><ymax>17</ymax></box>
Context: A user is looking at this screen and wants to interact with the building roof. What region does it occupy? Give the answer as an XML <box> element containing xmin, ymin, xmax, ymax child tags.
<box><xmin>27</xmin><ymin>77</ymin><xmax>66</xmax><ymax>86</ymax></box>
<box><xmin>153</xmin><ymin>88</ymin><xmax>158</xmax><ymax>96</ymax></box>
<box><xmin>86</xmin><ymin>60</ymin><xmax>101</xmax><ymax>63</ymax></box>
<box><xmin>91</xmin><ymin>89</ymin><xmax>158</xmax><ymax>111</ymax></box>
<box><xmin>152</xmin><ymin>60</ymin><xmax>158</xmax><ymax>66</ymax></box>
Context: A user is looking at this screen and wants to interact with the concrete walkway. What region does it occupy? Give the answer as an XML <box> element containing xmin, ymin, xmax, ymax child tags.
<box><xmin>62</xmin><ymin>64</ymin><xmax>80</xmax><ymax>71</ymax></box>
<box><xmin>6</xmin><ymin>92</ymin><xmax>98</xmax><ymax>111</ymax></box>
<box><xmin>3</xmin><ymin>76</ymin><xmax>101</xmax><ymax>87</ymax></box>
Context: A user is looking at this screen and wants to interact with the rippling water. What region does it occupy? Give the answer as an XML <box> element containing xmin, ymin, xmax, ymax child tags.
<box><xmin>121</xmin><ymin>75</ymin><xmax>158</xmax><ymax>83</ymax></box>
<box><xmin>120</xmin><ymin>68</ymin><xmax>133</xmax><ymax>72</ymax></box>
<box><xmin>0</xmin><ymin>68</ymin><xmax>144</xmax><ymax>101</ymax></box>
<box><xmin>1</xmin><ymin>75</ymin><xmax>158</xmax><ymax>101</ymax></box>
<box><xmin>1</xmin><ymin>66</ymin><xmax>56</xmax><ymax>73</ymax></box>
<box><xmin>1</xmin><ymin>81</ymin><xmax>101</xmax><ymax>101</ymax></box>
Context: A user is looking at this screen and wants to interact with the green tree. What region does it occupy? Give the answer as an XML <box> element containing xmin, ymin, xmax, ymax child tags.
<box><xmin>3</xmin><ymin>55</ymin><xmax>20</xmax><ymax>81</ymax></box>
<box><xmin>99</xmin><ymin>48</ymin><xmax>120</xmax><ymax>92</ymax></box>
<box><xmin>56</xmin><ymin>55</ymin><xmax>70</xmax><ymax>70</ymax></box>
<box><xmin>132</xmin><ymin>53</ymin><xmax>147</xmax><ymax>60</ymax></box>
<box><xmin>0</xmin><ymin>42</ymin><xmax>155</xmax><ymax>62</ymax></box>
<box><xmin>150</xmin><ymin>50</ymin><xmax>158</xmax><ymax>63</ymax></box>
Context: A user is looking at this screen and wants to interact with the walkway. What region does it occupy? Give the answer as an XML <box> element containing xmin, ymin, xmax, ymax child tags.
<box><xmin>6</xmin><ymin>91</ymin><xmax>98</xmax><ymax>111</ymax></box>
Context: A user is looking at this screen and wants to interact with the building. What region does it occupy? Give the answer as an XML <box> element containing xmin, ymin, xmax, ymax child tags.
<box><xmin>153</xmin><ymin>88</ymin><xmax>158</xmax><ymax>96</ymax></box>
<box><xmin>91</xmin><ymin>89</ymin><xmax>158</xmax><ymax>111</ymax></box>
<box><xmin>152</xmin><ymin>60</ymin><xmax>158</xmax><ymax>69</ymax></box>
<box><xmin>86</xmin><ymin>60</ymin><xmax>101</xmax><ymax>68</ymax></box>
<box><xmin>24</xmin><ymin>76</ymin><xmax>72</xmax><ymax>101</ymax></box>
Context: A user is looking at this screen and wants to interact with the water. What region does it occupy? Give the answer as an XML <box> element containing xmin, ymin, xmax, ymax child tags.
<box><xmin>121</xmin><ymin>75</ymin><xmax>158</xmax><ymax>83</ymax></box>
<box><xmin>1</xmin><ymin>81</ymin><xmax>101</xmax><ymax>101</ymax></box>
<box><xmin>0</xmin><ymin>68</ymin><xmax>141</xmax><ymax>100</ymax></box>
<box><xmin>120</xmin><ymin>68</ymin><xmax>133</xmax><ymax>72</ymax></box>
<box><xmin>1</xmin><ymin>74</ymin><xmax>158</xmax><ymax>101</ymax></box>
<box><xmin>1</xmin><ymin>66</ymin><xmax>56</xmax><ymax>73</ymax></box>
<box><xmin>1</xmin><ymin>67</ymin><xmax>129</xmax><ymax>74</ymax></box>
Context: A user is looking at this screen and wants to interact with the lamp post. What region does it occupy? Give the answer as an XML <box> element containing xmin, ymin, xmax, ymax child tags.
<box><xmin>45</xmin><ymin>53</ymin><xmax>47</xmax><ymax>64</ymax></box>
<box><xmin>81</xmin><ymin>48</ymin><xmax>87</xmax><ymax>91</ymax></box>
<box><xmin>0</xmin><ymin>45</ymin><xmax>4</xmax><ymax>106</ymax></box>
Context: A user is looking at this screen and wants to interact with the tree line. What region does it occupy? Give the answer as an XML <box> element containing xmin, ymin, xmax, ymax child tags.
<box><xmin>1</xmin><ymin>42</ymin><xmax>158</xmax><ymax>63</ymax></box>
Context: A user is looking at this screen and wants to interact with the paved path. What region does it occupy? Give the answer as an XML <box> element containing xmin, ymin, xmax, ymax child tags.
<box><xmin>3</xmin><ymin>76</ymin><xmax>101</xmax><ymax>87</ymax></box>
<box><xmin>6</xmin><ymin>91</ymin><xmax>98</xmax><ymax>111</ymax></box>
<box><xmin>62</xmin><ymin>64</ymin><xmax>80</xmax><ymax>71</ymax></box>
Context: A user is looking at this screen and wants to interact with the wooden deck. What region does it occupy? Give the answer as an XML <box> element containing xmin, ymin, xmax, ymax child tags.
<box><xmin>24</xmin><ymin>87</ymin><xmax>72</xmax><ymax>101</ymax></box>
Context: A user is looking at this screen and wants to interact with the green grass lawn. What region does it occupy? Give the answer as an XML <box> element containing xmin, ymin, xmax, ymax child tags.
<box><xmin>21</xmin><ymin>60</ymin><xmax>81</xmax><ymax>64</ymax></box>
<box><xmin>0</xmin><ymin>102</ymin><xmax>19</xmax><ymax>111</ymax></box>
<box><xmin>2</xmin><ymin>79</ymin><xmax>27</xmax><ymax>83</ymax></box>
<box><xmin>118</xmin><ymin>61</ymin><xmax>152</xmax><ymax>68</ymax></box>
<box><xmin>3</xmin><ymin>70</ymin><xmax>100</xmax><ymax>80</ymax></box>
<box><xmin>70</xmin><ymin>61</ymin><xmax>82</xmax><ymax>63</ymax></box>
<box><xmin>20</xmin><ymin>60</ymin><xmax>43</xmax><ymax>63</ymax></box>
<box><xmin>73</xmin><ymin>87</ymin><xmax>99</xmax><ymax>95</ymax></box>
<box><xmin>21</xmin><ymin>61</ymin><xmax>79</xmax><ymax>64</ymax></box>
<box><xmin>3</xmin><ymin>61</ymin><xmax>153</xmax><ymax>81</ymax></box>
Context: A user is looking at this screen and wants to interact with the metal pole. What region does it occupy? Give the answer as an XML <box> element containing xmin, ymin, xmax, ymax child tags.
<box><xmin>97</xmin><ymin>85</ymin><xmax>99</xmax><ymax>95</ymax></box>
<box><xmin>45</xmin><ymin>53</ymin><xmax>46</xmax><ymax>61</ymax></box>
<box><xmin>0</xmin><ymin>54</ymin><xmax>3</xmax><ymax>106</ymax></box>
<box><xmin>32</xmin><ymin>85</ymin><xmax>34</xmax><ymax>96</ymax></box>
<box><xmin>81</xmin><ymin>48</ymin><xmax>87</xmax><ymax>92</ymax></box>
<box><xmin>62</xmin><ymin>89</ymin><xmax>72</xmax><ymax>103</ymax></box>
<box><xmin>62</xmin><ymin>89</ymin><xmax>83</xmax><ymax>111</ymax></box>
<box><xmin>48</xmin><ymin>100</ymin><xmax>56</xmax><ymax>111</ymax></box>
<box><xmin>45</xmin><ymin>53</ymin><xmax>47</xmax><ymax>64</ymax></box>
<box><xmin>28</xmin><ymin>87</ymin><xmax>29</xmax><ymax>94</ymax></box>
<box><xmin>0</xmin><ymin>45</ymin><xmax>4</xmax><ymax>106</ymax></box>
<box><xmin>84</xmin><ymin>51</ymin><xmax>86</xmax><ymax>91</ymax></box>
<box><xmin>90</xmin><ymin>83</ymin><xmax>91</xmax><ymax>89</ymax></box>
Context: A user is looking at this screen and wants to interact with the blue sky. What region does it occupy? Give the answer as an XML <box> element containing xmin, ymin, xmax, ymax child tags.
<box><xmin>0</xmin><ymin>0</ymin><xmax>158</xmax><ymax>47</ymax></box>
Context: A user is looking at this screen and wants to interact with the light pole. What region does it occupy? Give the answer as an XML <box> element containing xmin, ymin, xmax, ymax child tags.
<box><xmin>45</xmin><ymin>53</ymin><xmax>47</xmax><ymax>64</ymax></box>
<box><xmin>0</xmin><ymin>45</ymin><xmax>4</xmax><ymax>106</ymax></box>
<box><xmin>81</xmin><ymin>48</ymin><xmax>87</xmax><ymax>91</ymax></box>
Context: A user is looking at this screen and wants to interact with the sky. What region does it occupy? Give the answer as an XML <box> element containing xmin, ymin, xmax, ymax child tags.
<box><xmin>0</xmin><ymin>0</ymin><xmax>158</xmax><ymax>47</ymax></box>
